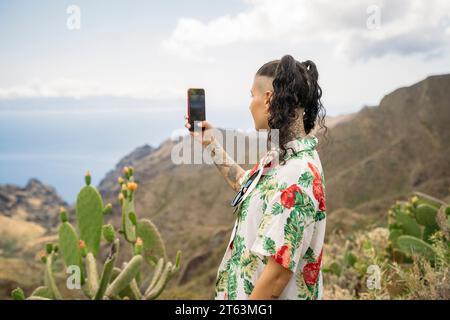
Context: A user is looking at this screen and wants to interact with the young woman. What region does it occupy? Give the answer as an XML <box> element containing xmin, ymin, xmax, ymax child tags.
<box><xmin>184</xmin><ymin>54</ymin><xmax>328</xmax><ymax>300</ymax></box>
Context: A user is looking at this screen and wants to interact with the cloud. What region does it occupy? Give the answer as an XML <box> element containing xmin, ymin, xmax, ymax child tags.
<box><xmin>161</xmin><ymin>0</ymin><xmax>450</xmax><ymax>61</ymax></box>
<box><xmin>0</xmin><ymin>78</ymin><xmax>184</xmax><ymax>100</ymax></box>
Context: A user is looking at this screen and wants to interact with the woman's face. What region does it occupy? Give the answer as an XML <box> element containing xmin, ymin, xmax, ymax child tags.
<box><xmin>249</xmin><ymin>75</ymin><xmax>273</xmax><ymax>131</ymax></box>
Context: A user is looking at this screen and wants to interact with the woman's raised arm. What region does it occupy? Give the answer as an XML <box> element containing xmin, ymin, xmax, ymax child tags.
<box><xmin>185</xmin><ymin>116</ymin><xmax>245</xmax><ymax>192</ymax></box>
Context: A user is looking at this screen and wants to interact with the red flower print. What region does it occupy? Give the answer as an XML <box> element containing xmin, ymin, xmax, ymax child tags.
<box><xmin>280</xmin><ymin>184</ymin><xmax>301</xmax><ymax>209</ymax></box>
<box><xmin>307</xmin><ymin>162</ymin><xmax>326</xmax><ymax>211</ymax></box>
<box><xmin>303</xmin><ymin>248</ymin><xmax>323</xmax><ymax>286</ymax></box>
<box><xmin>272</xmin><ymin>244</ymin><xmax>291</xmax><ymax>269</ymax></box>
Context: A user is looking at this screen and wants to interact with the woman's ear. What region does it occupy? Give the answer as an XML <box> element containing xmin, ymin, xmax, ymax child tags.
<box><xmin>264</xmin><ymin>90</ymin><xmax>273</xmax><ymax>113</ymax></box>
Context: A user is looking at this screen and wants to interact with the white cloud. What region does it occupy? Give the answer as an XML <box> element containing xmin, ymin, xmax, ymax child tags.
<box><xmin>162</xmin><ymin>0</ymin><xmax>450</xmax><ymax>61</ymax></box>
<box><xmin>0</xmin><ymin>78</ymin><xmax>184</xmax><ymax>100</ymax></box>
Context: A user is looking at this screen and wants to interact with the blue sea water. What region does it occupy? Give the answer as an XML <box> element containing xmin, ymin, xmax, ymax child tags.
<box><xmin>0</xmin><ymin>97</ymin><xmax>253</xmax><ymax>203</ymax></box>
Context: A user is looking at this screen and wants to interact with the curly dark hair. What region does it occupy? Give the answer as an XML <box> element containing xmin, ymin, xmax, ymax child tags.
<box><xmin>256</xmin><ymin>54</ymin><xmax>329</xmax><ymax>165</ymax></box>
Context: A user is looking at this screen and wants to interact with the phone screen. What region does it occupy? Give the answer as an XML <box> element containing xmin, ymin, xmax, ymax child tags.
<box><xmin>188</xmin><ymin>88</ymin><xmax>206</xmax><ymax>131</ymax></box>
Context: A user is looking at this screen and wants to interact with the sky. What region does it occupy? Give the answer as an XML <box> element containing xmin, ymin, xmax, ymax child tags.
<box><xmin>1</xmin><ymin>0</ymin><xmax>449</xmax><ymax>115</ymax></box>
<box><xmin>0</xmin><ymin>0</ymin><xmax>450</xmax><ymax>201</ymax></box>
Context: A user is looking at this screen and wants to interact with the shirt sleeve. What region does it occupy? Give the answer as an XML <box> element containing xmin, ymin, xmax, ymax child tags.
<box><xmin>249</xmin><ymin>183</ymin><xmax>315</xmax><ymax>273</ymax></box>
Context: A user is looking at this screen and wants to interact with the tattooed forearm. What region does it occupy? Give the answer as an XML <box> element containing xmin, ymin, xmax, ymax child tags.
<box><xmin>207</xmin><ymin>138</ymin><xmax>245</xmax><ymax>192</ymax></box>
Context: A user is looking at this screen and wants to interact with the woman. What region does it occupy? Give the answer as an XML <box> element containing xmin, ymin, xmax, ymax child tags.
<box><xmin>184</xmin><ymin>54</ymin><xmax>328</xmax><ymax>300</ymax></box>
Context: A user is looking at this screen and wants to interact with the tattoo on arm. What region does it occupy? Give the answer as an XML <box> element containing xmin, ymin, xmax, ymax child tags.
<box><xmin>208</xmin><ymin>140</ymin><xmax>245</xmax><ymax>192</ymax></box>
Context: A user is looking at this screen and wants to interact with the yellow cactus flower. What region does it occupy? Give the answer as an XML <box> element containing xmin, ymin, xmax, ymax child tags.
<box><xmin>127</xmin><ymin>182</ymin><xmax>138</xmax><ymax>192</ymax></box>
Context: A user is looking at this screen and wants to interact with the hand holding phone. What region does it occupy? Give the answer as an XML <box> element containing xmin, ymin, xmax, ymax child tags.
<box><xmin>185</xmin><ymin>88</ymin><xmax>214</xmax><ymax>147</ymax></box>
<box><xmin>187</xmin><ymin>88</ymin><xmax>206</xmax><ymax>132</ymax></box>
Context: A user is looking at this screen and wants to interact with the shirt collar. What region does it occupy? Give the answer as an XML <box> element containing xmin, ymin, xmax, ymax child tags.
<box><xmin>261</xmin><ymin>134</ymin><xmax>318</xmax><ymax>168</ymax></box>
<box><xmin>283</xmin><ymin>134</ymin><xmax>318</xmax><ymax>158</ymax></box>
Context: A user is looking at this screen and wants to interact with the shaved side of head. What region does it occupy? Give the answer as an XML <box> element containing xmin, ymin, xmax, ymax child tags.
<box><xmin>254</xmin><ymin>75</ymin><xmax>274</xmax><ymax>96</ymax></box>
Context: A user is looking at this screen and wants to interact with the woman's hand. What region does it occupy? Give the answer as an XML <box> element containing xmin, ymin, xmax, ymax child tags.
<box><xmin>184</xmin><ymin>114</ymin><xmax>215</xmax><ymax>148</ymax></box>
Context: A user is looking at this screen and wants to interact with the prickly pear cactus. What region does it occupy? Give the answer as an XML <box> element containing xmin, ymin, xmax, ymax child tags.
<box><xmin>11</xmin><ymin>168</ymin><xmax>182</xmax><ymax>300</ymax></box>
<box><xmin>75</xmin><ymin>171</ymin><xmax>104</xmax><ymax>256</ymax></box>
<box><xmin>137</xmin><ymin>218</ymin><xmax>168</xmax><ymax>266</ymax></box>
<box><xmin>388</xmin><ymin>190</ymin><xmax>449</xmax><ymax>262</ymax></box>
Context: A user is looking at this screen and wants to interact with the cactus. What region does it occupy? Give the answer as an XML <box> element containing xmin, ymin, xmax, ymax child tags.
<box><xmin>11</xmin><ymin>287</ymin><xmax>25</xmax><ymax>300</ymax></box>
<box><xmin>58</xmin><ymin>211</ymin><xmax>84</xmax><ymax>283</ymax></box>
<box><xmin>94</xmin><ymin>239</ymin><xmax>119</xmax><ymax>300</ymax></box>
<box><xmin>102</xmin><ymin>224</ymin><xmax>116</xmax><ymax>243</ymax></box>
<box><xmin>137</xmin><ymin>218</ymin><xmax>168</xmax><ymax>265</ymax></box>
<box><xmin>12</xmin><ymin>168</ymin><xmax>182</xmax><ymax>300</ymax></box>
<box><xmin>414</xmin><ymin>203</ymin><xmax>439</xmax><ymax>229</ymax></box>
<box><xmin>388</xmin><ymin>190</ymin><xmax>450</xmax><ymax>261</ymax></box>
<box><xmin>396</xmin><ymin>235</ymin><xmax>437</xmax><ymax>261</ymax></box>
<box><xmin>85</xmin><ymin>252</ymin><xmax>99</xmax><ymax>297</ymax></box>
<box><xmin>44</xmin><ymin>250</ymin><xmax>63</xmax><ymax>299</ymax></box>
<box><xmin>75</xmin><ymin>171</ymin><xmax>104</xmax><ymax>256</ymax></box>
<box><xmin>105</xmin><ymin>255</ymin><xmax>143</xmax><ymax>298</ymax></box>
<box><xmin>30</xmin><ymin>286</ymin><xmax>53</xmax><ymax>299</ymax></box>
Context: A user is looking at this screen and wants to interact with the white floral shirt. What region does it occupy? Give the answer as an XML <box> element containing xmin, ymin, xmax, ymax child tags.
<box><xmin>214</xmin><ymin>134</ymin><xmax>327</xmax><ymax>300</ymax></box>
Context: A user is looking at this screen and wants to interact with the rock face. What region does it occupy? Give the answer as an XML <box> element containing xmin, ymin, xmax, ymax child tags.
<box><xmin>0</xmin><ymin>179</ymin><xmax>67</xmax><ymax>299</ymax></box>
<box><xmin>0</xmin><ymin>178</ymin><xmax>68</xmax><ymax>228</ymax></box>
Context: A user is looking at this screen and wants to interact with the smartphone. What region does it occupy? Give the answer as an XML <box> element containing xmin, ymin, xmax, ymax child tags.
<box><xmin>187</xmin><ymin>88</ymin><xmax>206</xmax><ymax>132</ymax></box>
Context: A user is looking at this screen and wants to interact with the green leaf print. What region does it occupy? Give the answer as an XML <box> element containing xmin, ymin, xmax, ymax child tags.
<box><xmin>302</xmin><ymin>247</ymin><xmax>316</xmax><ymax>263</ymax></box>
<box><xmin>258</xmin><ymin>213</ymin><xmax>273</xmax><ymax>233</ymax></box>
<box><xmin>240</xmin><ymin>251</ymin><xmax>259</xmax><ymax>279</ymax></box>
<box><xmin>262</xmin><ymin>236</ymin><xmax>276</xmax><ymax>254</ymax></box>
<box><xmin>293</xmin><ymin>192</ymin><xmax>316</xmax><ymax>220</ymax></box>
<box><xmin>314</xmin><ymin>210</ymin><xmax>326</xmax><ymax>222</ymax></box>
<box><xmin>271</xmin><ymin>202</ymin><xmax>284</xmax><ymax>215</ymax></box>
<box><xmin>294</xmin><ymin>191</ymin><xmax>307</xmax><ymax>206</ymax></box>
<box><xmin>298</xmin><ymin>171</ymin><xmax>314</xmax><ymax>188</ymax></box>
<box><xmin>215</xmin><ymin>270</ymin><xmax>228</xmax><ymax>293</ymax></box>
<box><xmin>227</xmin><ymin>267</ymin><xmax>237</xmax><ymax>300</ymax></box>
<box><xmin>244</xmin><ymin>278</ymin><xmax>254</xmax><ymax>296</ymax></box>
<box><xmin>258</xmin><ymin>176</ymin><xmax>278</xmax><ymax>202</ymax></box>
<box><xmin>284</xmin><ymin>210</ymin><xmax>304</xmax><ymax>254</ymax></box>
<box><xmin>295</xmin><ymin>272</ymin><xmax>313</xmax><ymax>300</ymax></box>
<box><xmin>238</xmin><ymin>196</ymin><xmax>250</xmax><ymax>222</ymax></box>
<box><xmin>231</xmin><ymin>235</ymin><xmax>245</xmax><ymax>263</ymax></box>
<box><xmin>278</xmin><ymin>182</ymin><xmax>288</xmax><ymax>190</ymax></box>
<box><xmin>262</xmin><ymin>201</ymin><xmax>267</xmax><ymax>214</ymax></box>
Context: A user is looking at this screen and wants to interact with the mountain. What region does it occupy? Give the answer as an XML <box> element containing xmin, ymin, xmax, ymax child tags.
<box><xmin>0</xmin><ymin>178</ymin><xmax>67</xmax><ymax>298</ymax></box>
<box><xmin>321</xmin><ymin>74</ymin><xmax>450</xmax><ymax>232</ymax></box>
<box><xmin>0</xmin><ymin>178</ymin><xmax>67</xmax><ymax>228</ymax></box>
